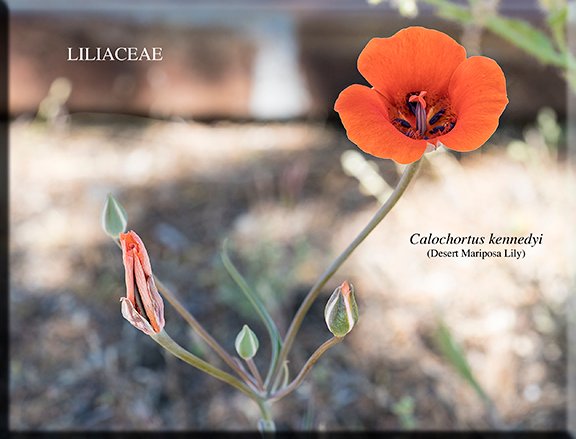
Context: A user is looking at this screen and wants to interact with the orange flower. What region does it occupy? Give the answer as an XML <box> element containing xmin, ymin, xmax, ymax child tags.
<box><xmin>119</xmin><ymin>231</ymin><xmax>165</xmax><ymax>335</ymax></box>
<box><xmin>335</xmin><ymin>27</ymin><xmax>508</xmax><ymax>164</ymax></box>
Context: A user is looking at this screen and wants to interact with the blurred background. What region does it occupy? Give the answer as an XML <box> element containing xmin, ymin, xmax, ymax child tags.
<box><xmin>8</xmin><ymin>0</ymin><xmax>575</xmax><ymax>432</ymax></box>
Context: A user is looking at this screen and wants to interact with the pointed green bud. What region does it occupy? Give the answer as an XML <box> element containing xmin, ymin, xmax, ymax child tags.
<box><xmin>235</xmin><ymin>324</ymin><xmax>259</xmax><ymax>359</ymax></box>
<box><xmin>102</xmin><ymin>193</ymin><xmax>128</xmax><ymax>239</ymax></box>
<box><xmin>324</xmin><ymin>281</ymin><xmax>359</xmax><ymax>337</ymax></box>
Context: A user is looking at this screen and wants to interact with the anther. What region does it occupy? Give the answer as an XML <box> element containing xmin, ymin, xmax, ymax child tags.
<box><xmin>429</xmin><ymin>109</ymin><xmax>445</xmax><ymax>125</ymax></box>
<box><xmin>394</xmin><ymin>118</ymin><xmax>411</xmax><ymax>129</ymax></box>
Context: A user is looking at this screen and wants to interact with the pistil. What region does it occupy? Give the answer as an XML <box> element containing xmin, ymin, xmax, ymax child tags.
<box><xmin>409</xmin><ymin>91</ymin><xmax>428</xmax><ymax>136</ymax></box>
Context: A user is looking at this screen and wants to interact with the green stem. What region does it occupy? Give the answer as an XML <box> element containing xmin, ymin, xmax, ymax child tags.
<box><xmin>246</xmin><ymin>358</ymin><xmax>265</xmax><ymax>391</ymax></box>
<box><xmin>270</xmin><ymin>159</ymin><xmax>422</xmax><ymax>386</ymax></box>
<box><xmin>154</xmin><ymin>276</ymin><xmax>257</xmax><ymax>388</ymax></box>
<box><xmin>151</xmin><ymin>329</ymin><xmax>259</xmax><ymax>399</ymax></box>
<box><xmin>256</xmin><ymin>399</ymin><xmax>276</xmax><ymax>433</ymax></box>
<box><xmin>270</xmin><ymin>337</ymin><xmax>343</xmax><ymax>402</ymax></box>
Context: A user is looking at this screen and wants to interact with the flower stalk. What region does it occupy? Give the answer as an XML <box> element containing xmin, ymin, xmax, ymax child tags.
<box><xmin>246</xmin><ymin>358</ymin><xmax>265</xmax><ymax>391</ymax></box>
<box><xmin>270</xmin><ymin>336</ymin><xmax>343</xmax><ymax>402</ymax></box>
<box><xmin>269</xmin><ymin>158</ymin><xmax>422</xmax><ymax>387</ymax></box>
<box><xmin>151</xmin><ymin>329</ymin><xmax>258</xmax><ymax>400</ymax></box>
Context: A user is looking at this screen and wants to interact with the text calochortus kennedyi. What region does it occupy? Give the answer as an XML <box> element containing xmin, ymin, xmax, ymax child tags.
<box><xmin>102</xmin><ymin>26</ymin><xmax>508</xmax><ymax>431</ymax></box>
<box><xmin>409</xmin><ymin>232</ymin><xmax>544</xmax><ymax>247</ymax></box>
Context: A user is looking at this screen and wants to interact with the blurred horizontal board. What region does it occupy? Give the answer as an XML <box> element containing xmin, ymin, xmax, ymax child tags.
<box><xmin>8</xmin><ymin>2</ymin><xmax>565</xmax><ymax>121</ymax></box>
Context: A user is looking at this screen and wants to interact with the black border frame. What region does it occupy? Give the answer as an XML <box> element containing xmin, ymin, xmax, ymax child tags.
<box><xmin>3</xmin><ymin>2</ymin><xmax>574</xmax><ymax>438</ymax></box>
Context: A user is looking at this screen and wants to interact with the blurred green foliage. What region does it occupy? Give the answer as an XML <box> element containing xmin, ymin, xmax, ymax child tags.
<box><xmin>433</xmin><ymin>319</ymin><xmax>506</xmax><ymax>428</ymax></box>
<box><xmin>434</xmin><ymin>319</ymin><xmax>489</xmax><ymax>402</ymax></box>
<box><xmin>217</xmin><ymin>238</ymin><xmax>312</xmax><ymax>321</ymax></box>
<box><xmin>392</xmin><ymin>395</ymin><xmax>418</xmax><ymax>429</ymax></box>
<box><xmin>507</xmin><ymin>106</ymin><xmax>563</xmax><ymax>164</ymax></box>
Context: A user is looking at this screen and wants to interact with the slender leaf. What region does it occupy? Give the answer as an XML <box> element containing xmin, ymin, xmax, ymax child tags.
<box><xmin>221</xmin><ymin>239</ymin><xmax>283</xmax><ymax>387</ymax></box>
<box><xmin>434</xmin><ymin>319</ymin><xmax>488</xmax><ymax>401</ymax></box>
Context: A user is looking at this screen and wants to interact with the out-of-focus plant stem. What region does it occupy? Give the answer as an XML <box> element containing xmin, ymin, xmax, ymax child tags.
<box><xmin>256</xmin><ymin>400</ymin><xmax>276</xmax><ymax>433</ymax></box>
<box><xmin>269</xmin><ymin>158</ymin><xmax>422</xmax><ymax>388</ymax></box>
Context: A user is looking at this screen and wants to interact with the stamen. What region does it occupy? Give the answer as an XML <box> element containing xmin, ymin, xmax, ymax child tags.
<box><xmin>394</xmin><ymin>118</ymin><xmax>411</xmax><ymax>129</ymax></box>
<box><xmin>429</xmin><ymin>109</ymin><xmax>445</xmax><ymax>125</ymax></box>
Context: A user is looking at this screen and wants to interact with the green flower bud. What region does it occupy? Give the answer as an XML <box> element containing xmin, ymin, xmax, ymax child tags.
<box><xmin>324</xmin><ymin>281</ymin><xmax>359</xmax><ymax>337</ymax></box>
<box><xmin>235</xmin><ymin>324</ymin><xmax>259</xmax><ymax>359</ymax></box>
<box><xmin>102</xmin><ymin>193</ymin><xmax>128</xmax><ymax>239</ymax></box>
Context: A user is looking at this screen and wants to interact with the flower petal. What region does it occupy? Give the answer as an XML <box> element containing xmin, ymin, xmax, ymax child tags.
<box><xmin>147</xmin><ymin>277</ymin><xmax>165</xmax><ymax>332</ymax></box>
<box><xmin>133</xmin><ymin>255</ymin><xmax>163</xmax><ymax>333</ymax></box>
<box><xmin>121</xmin><ymin>231</ymin><xmax>153</xmax><ymax>276</ymax></box>
<box><xmin>334</xmin><ymin>84</ymin><xmax>427</xmax><ymax>164</ymax></box>
<box><xmin>121</xmin><ymin>243</ymin><xmax>135</xmax><ymax>305</ymax></box>
<box><xmin>133</xmin><ymin>254</ymin><xmax>149</xmax><ymax>306</ymax></box>
<box><xmin>438</xmin><ymin>56</ymin><xmax>508</xmax><ymax>152</ymax></box>
<box><xmin>358</xmin><ymin>27</ymin><xmax>467</xmax><ymax>100</ymax></box>
<box><xmin>120</xmin><ymin>297</ymin><xmax>156</xmax><ymax>335</ymax></box>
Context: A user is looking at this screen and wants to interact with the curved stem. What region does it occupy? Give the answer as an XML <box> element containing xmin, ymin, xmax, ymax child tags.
<box><xmin>154</xmin><ymin>276</ymin><xmax>257</xmax><ymax>388</ymax></box>
<box><xmin>270</xmin><ymin>159</ymin><xmax>422</xmax><ymax>386</ymax></box>
<box><xmin>270</xmin><ymin>337</ymin><xmax>343</xmax><ymax>402</ymax></box>
<box><xmin>151</xmin><ymin>329</ymin><xmax>259</xmax><ymax>399</ymax></box>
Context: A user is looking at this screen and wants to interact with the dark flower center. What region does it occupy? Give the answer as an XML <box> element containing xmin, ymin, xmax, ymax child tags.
<box><xmin>391</xmin><ymin>90</ymin><xmax>457</xmax><ymax>141</ymax></box>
